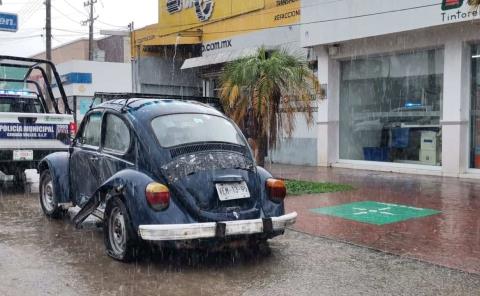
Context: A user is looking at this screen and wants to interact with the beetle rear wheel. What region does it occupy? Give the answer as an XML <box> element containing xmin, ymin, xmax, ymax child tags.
<box><xmin>104</xmin><ymin>198</ymin><xmax>139</xmax><ymax>262</ymax></box>
<box><xmin>39</xmin><ymin>170</ymin><xmax>62</xmax><ymax>219</ymax></box>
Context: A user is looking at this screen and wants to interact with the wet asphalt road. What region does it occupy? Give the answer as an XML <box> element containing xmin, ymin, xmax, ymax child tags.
<box><xmin>1</xmin><ymin>190</ymin><xmax>480</xmax><ymax>296</ymax></box>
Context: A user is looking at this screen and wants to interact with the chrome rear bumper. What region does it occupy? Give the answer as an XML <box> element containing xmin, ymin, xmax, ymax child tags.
<box><xmin>138</xmin><ymin>212</ymin><xmax>297</xmax><ymax>241</ymax></box>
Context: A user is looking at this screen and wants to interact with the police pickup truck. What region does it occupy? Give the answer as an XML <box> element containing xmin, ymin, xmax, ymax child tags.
<box><xmin>0</xmin><ymin>56</ymin><xmax>74</xmax><ymax>185</ymax></box>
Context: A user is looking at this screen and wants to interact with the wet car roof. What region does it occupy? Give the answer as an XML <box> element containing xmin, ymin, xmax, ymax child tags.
<box><xmin>93</xmin><ymin>98</ymin><xmax>224</xmax><ymax>119</ymax></box>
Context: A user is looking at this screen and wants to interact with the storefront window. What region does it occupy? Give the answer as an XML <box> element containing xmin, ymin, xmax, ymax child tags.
<box><xmin>339</xmin><ymin>49</ymin><xmax>444</xmax><ymax>166</ymax></box>
<box><xmin>470</xmin><ymin>45</ymin><xmax>480</xmax><ymax>168</ymax></box>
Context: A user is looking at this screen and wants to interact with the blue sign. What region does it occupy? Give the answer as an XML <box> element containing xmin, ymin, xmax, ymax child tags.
<box><xmin>62</xmin><ymin>72</ymin><xmax>93</xmax><ymax>85</ymax></box>
<box><xmin>0</xmin><ymin>123</ymin><xmax>68</xmax><ymax>140</ymax></box>
<box><xmin>0</xmin><ymin>12</ymin><xmax>18</xmax><ymax>32</ymax></box>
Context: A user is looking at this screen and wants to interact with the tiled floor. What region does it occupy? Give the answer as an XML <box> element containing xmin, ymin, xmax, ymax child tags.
<box><xmin>268</xmin><ymin>164</ymin><xmax>480</xmax><ymax>274</ymax></box>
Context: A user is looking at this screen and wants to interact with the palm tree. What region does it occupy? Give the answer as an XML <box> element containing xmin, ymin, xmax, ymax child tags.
<box><xmin>220</xmin><ymin>47</ymin><xmax>322</xmax><ymax>165</ymax></box>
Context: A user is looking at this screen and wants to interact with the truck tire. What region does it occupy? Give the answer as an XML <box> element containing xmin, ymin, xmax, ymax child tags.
<box><xmin>104</xmin><ymin>198</ymin><xmax>139</xmax><ymax>262</ymax></box>
<box><xmin>39</xmin><ymin>170</ymin><xmax>62</xmax><ymax>218</ymax></box>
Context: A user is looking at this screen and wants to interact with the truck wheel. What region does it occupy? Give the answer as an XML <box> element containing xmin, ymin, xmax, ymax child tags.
<box><xmin>104</xmin><ymin>198</ymin><xmax>139</xmax><ymax>262</ymax></box>
<box><xmin>39</xmin><ymin>170</ymin><xmax>62</xmax><ymax>218</ymax></box>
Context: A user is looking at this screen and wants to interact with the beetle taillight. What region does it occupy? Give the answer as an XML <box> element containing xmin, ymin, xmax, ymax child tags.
<box><xmin>146</xmin><ymin>182</ymin><xmax>170</xmax><ymax>211</ymax></box>
<box><xmin>69</xmin><ymin>122</ymin><xmax>77</xmax><ymax>138</ymax></box>
<box><xmin>266</xmin><ymin>179</ymin><xmax>287</xmax><ymax>203</ymax></box>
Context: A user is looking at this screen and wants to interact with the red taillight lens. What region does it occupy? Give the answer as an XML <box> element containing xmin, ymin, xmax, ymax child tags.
<box><xmin>69</xmin><ymin>122</ymin><xmax>77</xmax><ymax>138</ymax></box>
<box><xmin>146</xmin><ymin>182</ymin><xmax>170</xmax><ymax>211</ymax></box>
<box><xmin>266</xmin><ymin>179</ymin><xmax>287</xmax><ymax>203</ymax></box>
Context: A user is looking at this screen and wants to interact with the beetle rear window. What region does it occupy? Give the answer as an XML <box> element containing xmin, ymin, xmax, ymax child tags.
<box><xmin>151</xmin><ymin>114</ymin><xmax>245</xmax><ymax>148</ymax></box>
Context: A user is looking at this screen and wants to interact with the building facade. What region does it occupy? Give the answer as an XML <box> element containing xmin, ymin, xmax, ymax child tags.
<box><xmin>31</xmin><ymin>35</ymin><xmax>131</xmax><ymax>64</ymax></box>
<box><xmin>30</xmin><ymin>36</ymin><xmax>132</xmax><ymax>122</ymax></box>
<box><xmin>53</xmin><ymin>60</ymin><xmax>132</xmax><ymax>123</ymax></box>
<box><xmin>133</xmin><ymin>0</ymin><xmax>319</xmax><ymax>165</ymax></box>
<box><xmin>303</xmin><ymin>0</ymin><xmax>480</xmax><ymax>177</ymax></box>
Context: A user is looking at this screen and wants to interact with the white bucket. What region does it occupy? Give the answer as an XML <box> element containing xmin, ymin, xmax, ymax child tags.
<box><xmin>24</xmin><ymin>169</ymin><xmax>40</xmax><ymax>194</ymax></box>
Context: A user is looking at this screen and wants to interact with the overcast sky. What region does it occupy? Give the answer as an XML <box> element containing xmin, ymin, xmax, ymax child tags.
<box><xmin>0</xmin><ymin>0</ymin><xmax>158</xmax><ymax>57</ymax></box>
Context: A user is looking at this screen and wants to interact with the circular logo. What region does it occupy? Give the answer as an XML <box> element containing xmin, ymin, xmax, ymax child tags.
<box><xmin>194</xmin><ymin>0</ymin><xmax>214</xmax><ymax>22</ymax></box>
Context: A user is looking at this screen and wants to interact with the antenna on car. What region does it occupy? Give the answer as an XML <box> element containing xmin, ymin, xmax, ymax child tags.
<box><xmin>88</xmin><ymin>96</ymin><xmax>97</xmax><ymax>110</ymax></box>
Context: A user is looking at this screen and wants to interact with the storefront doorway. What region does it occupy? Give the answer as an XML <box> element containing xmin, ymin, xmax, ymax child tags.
<box><xmin>339</xmin><ymin>48</ymin><xmax>444</xmax><ymax>166</ymax></box>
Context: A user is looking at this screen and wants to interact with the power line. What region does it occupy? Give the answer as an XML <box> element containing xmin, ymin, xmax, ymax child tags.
<box><xmin>96</xmin><ymin>18</ymin><xmax>128</xmax><ymax>28</ymax></box>
<box><xmin>17</xmin><ymin>0</ymin><xmax>40</xmax><ymax>15</ymax></box>
<box><xmin>64</xmin><ymin>0</ymin><xmax>89</xmax><ymax>17</ymax></box>
<box><xmin>0</xmin><ymin>36</ymin><xmax>43</xmax><ymax>48</ymax></box>
<box><xmin>0</xmin><ymin>34</ymin><xmax>42</xmax><ymax>40</ymax></box>
<box><xmin>19</xmin><ymin>0</ymin><xmax>43</xmax><ymax>25</ymax></box>
<box><xmin>52</xmin><ymin>28</ymin><xmax>88</xmax><ymax>34</ymax></box>
<box><xmin>64</xmin><ymin>0</ymin><xmax>125</xmax><ymax>28</ymax></box>
<box><xmin>51</xmin><ymin>4</ymin><xmax>83</xmax><ymax>25</ymax></box>
<box><xmin>83</xmin><ymin>0</ymin><xmax>98</xmax><ymax>61</ymax></box>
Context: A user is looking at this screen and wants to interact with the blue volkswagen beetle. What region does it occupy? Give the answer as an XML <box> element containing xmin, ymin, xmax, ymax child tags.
<box><xmin>38</xmin><ymin>96</ymin><xmax>297</xmax><ymax>261</ymax></box>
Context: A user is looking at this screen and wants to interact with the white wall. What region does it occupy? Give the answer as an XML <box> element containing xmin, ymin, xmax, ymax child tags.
<box><xmin>55</xmin><ymin>60</ymin><xmax>132</xmax><ymax>97</ymax></box>
<box><xmin>313</xmin><ymin>23</ymin><xmax>480</xmax><ymax>177</ymax></box>
<box><xmin>302</xmin><ymin>0</ymin><xmax>480</xmax><ymax>47</ymax></box>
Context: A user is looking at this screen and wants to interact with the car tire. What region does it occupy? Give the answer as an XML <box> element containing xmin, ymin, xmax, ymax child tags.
<box><xmin>104</xmin><ymin>198</ymin><xmax>139</xmax><ymax>262</ymax></box>
<box><xmin>39</xmin><ymin>170</ymin><xmax>62</xmax><ymax>219</ymax></box>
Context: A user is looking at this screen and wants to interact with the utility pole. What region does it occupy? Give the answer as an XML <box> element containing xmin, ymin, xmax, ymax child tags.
<box><xmin>45</xmin><ymin>0</ymin><xmax>52</xmax><ymax>81</ymax></box>
<box><xmin>83</xmin><ymin>0</ymin><xmax>98</xmax><ymax>61</ymax></box>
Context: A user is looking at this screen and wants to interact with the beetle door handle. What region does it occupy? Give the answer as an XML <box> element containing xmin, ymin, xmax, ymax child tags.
<box><xmin>90</xmin><ymin>156</ymin><xmax>99</xmax><ymax>161</ymax></box>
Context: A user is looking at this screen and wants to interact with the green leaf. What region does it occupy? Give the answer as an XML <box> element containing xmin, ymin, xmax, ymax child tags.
<box><xmin>285</xmin><ymin>180</ymin><xmax>354</xmax><ymax>196</ymax></box>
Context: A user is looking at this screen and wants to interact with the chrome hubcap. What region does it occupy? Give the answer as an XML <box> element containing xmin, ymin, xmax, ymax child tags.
<box><xmin>42</xmin><ymin>180</ymin><xmax>55</xmax><ymax>212</ymax></box>
<box><xmin>109</xmin><ymin>208</ymin><xmax>126</xmax><ymax>254</ymax></box>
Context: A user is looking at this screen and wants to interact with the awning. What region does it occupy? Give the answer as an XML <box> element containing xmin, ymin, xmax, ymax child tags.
<box><xmin>141</xmin><ymin>35</ymin><xmax>202</xmax><ymax>47</ymax></box>
<box><xmin>133</xmin><ymin>25</ymin><xmax>203</xmax><ymax>47</ymax></box>
<box><xmin>181</xmin><ymin>47</ymin><xmax>258</xmax><ymax>69</ymax></box>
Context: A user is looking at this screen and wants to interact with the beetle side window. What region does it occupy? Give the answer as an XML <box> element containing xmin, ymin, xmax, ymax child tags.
<box><xmin>82</xmin><ymin>112</ymin><xmax>102</xmax><ymax>147</ymax></box>
<box><xmin>103</xmin><ymin>114</ymin><xmax>131</xmax><ymax>153</ymax></box>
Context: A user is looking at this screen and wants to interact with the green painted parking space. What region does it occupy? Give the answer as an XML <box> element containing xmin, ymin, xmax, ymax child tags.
<box><xmin>311</xmin><ymin>201</ymin><xmax>440</xmax><ymax>225</ymax></box>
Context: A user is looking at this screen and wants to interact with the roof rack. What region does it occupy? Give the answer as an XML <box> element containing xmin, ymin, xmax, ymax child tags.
<box><xmin>0</xmin><ymin>55</ymin><xmax>72</xmax><ymax>114</ymax></box>
<box><xmin>92</xmin><ymin>92</ymin><xmax>224</xmax><ymax>112</ymax></box>
<box><xmin>0</xmin><ymin>78</ymin><xmax>48</xmax><ymax>110</ymax></box>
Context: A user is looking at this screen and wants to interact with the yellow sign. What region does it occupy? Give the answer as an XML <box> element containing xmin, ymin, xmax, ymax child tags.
<box><xmin>133</xmin><ymin>0</ymin><xmax>301</xmax><ymax>54</ymax></box>
<box><xmin>159</xmin><ymin>0</ymin><xmax>265</xmax><ymax>31</ymax></box>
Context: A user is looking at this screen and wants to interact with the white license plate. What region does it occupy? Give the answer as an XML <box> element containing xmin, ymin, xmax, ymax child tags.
<box><xmin>13</xmin><ymin>150</ymin><xmax>34</xmax><ymax>161</ymax></box>
<box><xmin>215</xmin><ymin>181</ymin><xmax>250</xmax><ymax>201</ymax></box>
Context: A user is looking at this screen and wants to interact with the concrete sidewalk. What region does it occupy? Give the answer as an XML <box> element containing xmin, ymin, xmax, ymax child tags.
<box><xmin>268</xmin><ymin>164</ymin><xmax>480</xmax><ymax>274</ymax></box>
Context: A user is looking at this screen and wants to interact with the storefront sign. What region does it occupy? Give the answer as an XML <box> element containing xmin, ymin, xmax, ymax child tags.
<box><xmin>136</xmin><ymin>0</ymin><xmax>301</xmax><ymax>56</ymax></box>
<box><xmin>441</xmin><ymin>0</ymin><xmax>480</xmax><ymax>23</ymax></box>
<box><xmin>276</xmin><ymin>0</ymin><xmax>299</xmax><ymax>6</ymax></box>
<box><xmin>442</xmin><ymin>0</ymin><xmax>464</xmax><ymax>10</ymax></box>
<box><xmin>0</xmin><ymin>123</ymin><xmax>61</xmax><ymax>139</ymax></box>
<box><xmin>202</xmin><ymin>39</ymin><xmax>232</xmax><ymax>52</ymax></box>
<box><xmin>159</xmin><ymin>0</ymin><xmax>264</xmax><ymax>29</ymax></box>
<box><xmin>166</xmin><ymin>0</ymin><xmax>214</xmax><ymax>22</ymax></box>
<box><xmin>302</xmin><ymin>0</ymin><xmax>480</xmax><ymax>47</ymax></box>
<box><xmin>0</xmin><ymin>12</ymin><xmax>18</xmax><ymax>32</ymax></box>
<box><xmin>274</xmin><ymin>9</ymin><xmax>300</xmax><ymax>21</ymax></box>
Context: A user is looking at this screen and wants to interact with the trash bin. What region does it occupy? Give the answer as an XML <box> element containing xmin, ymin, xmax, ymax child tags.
<box><xmin>363</xmin><ymin>147</ymin><xmax>389</xmax><ymax>162</ymax></box>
